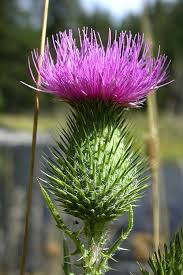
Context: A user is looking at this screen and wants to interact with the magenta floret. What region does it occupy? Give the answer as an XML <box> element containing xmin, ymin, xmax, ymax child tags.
<box><xmin>28</xmin><ymin>28</ymin><xmax>170</xmax><ymax>107</ymax></box>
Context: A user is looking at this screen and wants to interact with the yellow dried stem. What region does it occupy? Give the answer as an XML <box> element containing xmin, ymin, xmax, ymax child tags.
<box><xmin>142</xmin><ymin>2</ymin><xmax>160</xmax><ymax>251</ymax></box>
<box><xmin>147</xmin><ymin>94</ymin><xmax>160</xmax><ymax>251</ymax></box>
<box><xmin>20</xmin><ymin>1</ymin><xmax>49</xmax><ymax>275</ymax></box>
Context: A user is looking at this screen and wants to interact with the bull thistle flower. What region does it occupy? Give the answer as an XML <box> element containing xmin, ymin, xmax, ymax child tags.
<box><xmin>26</xmin><ymin>28</ymin><xmax>170</xmax><ymax>274</ymax></box>
<box><xmin>29</xmin><ymin>28</ymin><xmax>169</xmax><ymax>107</ymax></box>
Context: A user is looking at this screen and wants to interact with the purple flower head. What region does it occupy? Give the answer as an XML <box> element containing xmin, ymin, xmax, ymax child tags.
<box><xmin>28</xmin><ymin>28</ymin><xmax>170</xmax><ymax>107</ymax></box>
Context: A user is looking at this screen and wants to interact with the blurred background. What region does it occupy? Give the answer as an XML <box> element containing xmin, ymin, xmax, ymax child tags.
<box><xmin>0</xmin><ymin>0</ymin><xmax>183</xmax><ymax>274</ymax></box>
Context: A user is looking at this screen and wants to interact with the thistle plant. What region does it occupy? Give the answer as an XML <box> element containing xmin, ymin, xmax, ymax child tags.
<box><xmin>26</xmin><ymin>28</ymin><xmax>170</xmax><ymax>274</ymax></box>
<box><xmin>140</xmin><ymin>230</ymin><xmax>183</xmax><ymax>274</ymax></box>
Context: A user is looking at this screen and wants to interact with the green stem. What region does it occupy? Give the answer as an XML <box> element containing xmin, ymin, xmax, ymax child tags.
<box><xmin>82</xmin><ymin>221</ymin><xmax>107</xmax><ymax>275</ymax></box>
<box><xmin>98</xmin><ymin>206</ymin><xmax>133</xmax><ymax>272</ymax></box>
<box><xmin>81</xmin><ymin>207</ymin><xmax>133</xmax><ymax>274</ymax></box>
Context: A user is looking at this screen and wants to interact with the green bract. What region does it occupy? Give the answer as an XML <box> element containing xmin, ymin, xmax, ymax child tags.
<box><xmin>40</xmin><ymin>101</ymin><xmax>148</xmax><ymax>274</ymax></box>
<box><xmin>43</xmin><ymin>101</ymin><xmax>147</xmax><ymax>221</ymax></box>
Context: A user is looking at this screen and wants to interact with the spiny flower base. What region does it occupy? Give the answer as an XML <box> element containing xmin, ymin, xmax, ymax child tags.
<box><xmin>41</xmin><ymin>101</ymin><xmax>147</xmax><ymax>274</ymax></box>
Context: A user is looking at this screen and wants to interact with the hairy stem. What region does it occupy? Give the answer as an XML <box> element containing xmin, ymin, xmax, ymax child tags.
<box><xmin>81</xmin><ymin>221</ymin><xmax>106</xmax><ymax>274</ymax></box>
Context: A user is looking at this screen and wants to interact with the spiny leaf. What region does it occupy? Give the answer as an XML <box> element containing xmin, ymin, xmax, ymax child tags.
<box><xmin>139</xmin><ymin>230</ymin><xmax>183</xmax><ymax>275</ymax></box>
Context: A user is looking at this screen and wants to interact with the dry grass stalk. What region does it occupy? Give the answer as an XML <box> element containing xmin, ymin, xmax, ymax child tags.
<box><xmin>142</xmin><ymin>2</ymin><xmax>160</xmax><ymax>251</ymax></box>
<box><xmin>20</xmin><ymin>1</ymin><xmax>49</xmax><ymax>274</ymax></box>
